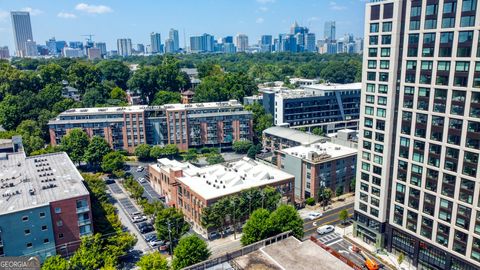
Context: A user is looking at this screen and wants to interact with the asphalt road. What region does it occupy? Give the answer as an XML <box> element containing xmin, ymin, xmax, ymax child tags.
<box><xmin>126</xmin><ymin>161</ymin><xmax>164</xmax><ymax>203</ymax></box>
<box><xmin>302</xmin><ymin>202</ymin><xmax>354</xmax><ymax>240</ymax></box>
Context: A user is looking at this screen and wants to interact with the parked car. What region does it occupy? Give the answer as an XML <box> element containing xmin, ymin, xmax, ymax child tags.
<box><xmin>145</xmin><ymin>234</ymin><xmax>156</xmax><ymax>242</ymax></box>
<box><xmin>132</xmin><ymin>215</ymin><xmax>146</xmax><ymax>223</ymax></box>
<box><xmin>317</xmin><ymin>225</ymin><xmax>335</xmax><ymax>235</ymax></box>
<box><xmin>158</xmin><ymin>242</ymin><xmax>170</xmax><ymax>251</ymax></box>
<box><xmin>136</xmin><ymin>166</ymin><xmax>144</xmax><ymax>172</ymax></box>
<box><xmin>208</xmin><ymin>231</ymin><xmax>220</xmax><ymax>240</ymax></box>
<box><xmin>307</xmin><ymin>212</ymin><xmax>323</xmax><ymax>220</ymax></box>
<box><xmin>137</xmin><ymin>222</ymin><xmax>154</xmax><ymax>234</ymax></box>
<box><xmin>104</xmin><ymin>178</ymin><xmax>115</xmax><ymax>184</ymax></box>
<box><xmin>138</xmin><ymin>177</ymin><xmax>146</xmax><ymax>183</ymax></box>
<box><xmin>149</xmin><ymin>239</ymin><xmax>164</xmax><ymax>247</ymax></box>
<box><xmin>131</xmin><ymin>211</ymin><xmax>142</xmax><ymax>217</ymax></box>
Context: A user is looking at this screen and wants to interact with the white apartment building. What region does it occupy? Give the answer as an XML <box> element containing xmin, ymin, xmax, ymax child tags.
<box><xmin>354</xmin><ymin>1</ymin><xmax>480</xmax><ymax>270</ymax></box>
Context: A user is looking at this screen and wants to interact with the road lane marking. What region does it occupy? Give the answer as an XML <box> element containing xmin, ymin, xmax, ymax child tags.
<box><xmin>303</xmin><ymin>206</ymin><xmax>354</xmax><ymax>227</ymax></box>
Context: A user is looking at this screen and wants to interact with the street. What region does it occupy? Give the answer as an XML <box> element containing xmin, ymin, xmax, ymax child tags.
<box><xmin>302</xmin><ymin>202</ymin><xmax>354</xmax><ymax>240</ymax></box>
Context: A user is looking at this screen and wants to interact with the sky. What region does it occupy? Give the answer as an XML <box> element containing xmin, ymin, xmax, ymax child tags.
<box><xmin>0</xmin><ymin>0</ymin><xmax>366</xmax><ymax>52</ymax></box>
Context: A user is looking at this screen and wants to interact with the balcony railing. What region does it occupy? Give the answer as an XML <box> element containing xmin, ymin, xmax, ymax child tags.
<box><xmin>78</xmin><ymin>219</ymin><xmax>91</xmax><ymax>226</ymax></box>
<box><xmin>76</xmin><ymin>206</ymin><xmax>90</xmax><ymax>214</ymax></box>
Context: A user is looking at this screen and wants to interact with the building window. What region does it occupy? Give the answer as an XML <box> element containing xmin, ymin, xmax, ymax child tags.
<box><xmin>41</xmin><ymin>225</ymin><xmax>47</xmax><ymax>231</ymax></box>
<box><xmin>370</xmin><ymin>23</ymin><xmax>379</xmax><ymax>33</ymax></box>
<box><xmin>43</xmin><ymin>238</ymin><xmax>49</xmax><ymax>244</ymax></box>
<box><xmin>55</xmin><ymin>207</ymin><xmax>61</xmax><ymax>214</ymax></box>
<box><xmin>58</xmin><ymin>233</ymin><xmax>64</xmax><ymax>239</ymax></box>
<box><xmin>382</xmin><ymin>22</ymin><xmax>392</xmax><ymax>32</ymax></box>
<box><xmin>39</xmin><ymin>212</ymin><xmax>45</xmax><ymax>218</ymax></box>
<box><xmin>57</xmin><ymin>220</ymin><xmax>63</xmax><ymax>227</ymax></box>
<box><xmin>26</xmin><ymin>243</ymin><xmax>33</xmax><ymax>248</ymax></box>
<box><xmin>22</xmin><ymin>216</ymin><xmax>28</xmax><ymax>222</ymax></box>
<box><xmin>24</xmin><ymin>229</ymin><xmax>30</xmax><ymax>235</ymax></box>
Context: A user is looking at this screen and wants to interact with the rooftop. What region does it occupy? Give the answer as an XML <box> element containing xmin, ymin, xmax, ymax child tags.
<box><xmin>0</xmin><ymin>152</ymin><xmax>89</xmax><ymax>215</ymax></box>
<box><xmin>302</xmin><ymin>82</ymin><xmax>362</xmax><ymax>91</ymax></box>
<box><xmin>57</xmin><ymin>100</ymin><xmax>244</xmax><ymax>115</ymax></box>
<box><xmin>151</xmin><ymin>157</ymin><xmax>293</xmax><ymax>200</ymax></box>
<box><xmin>281</xmin><ymin>140</ymin><xmax>357</xmax><ymax>162</ymax></box>
<box><xmin>263</xmin><ymin>126</ymin><xmax>325</xmax><ymax>144</ymax></box>
<box><xmin>234</xmin><ymin>237</ymin><xmax>352</xmax><ymax>270</ymax></box>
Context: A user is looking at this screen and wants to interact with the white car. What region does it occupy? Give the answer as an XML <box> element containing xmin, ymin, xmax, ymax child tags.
<box><xmin>307</xmin><ymin>212</ymin><xmax>323</xmax><ymax>220</ymax></box>
<box><xmin>136</xmin><ymin>166</ymin><xmax>144</xmax><ymax>172</ymax></box>
<box><xmin>149</xmin><ymin>239</ymin><xmax>164</xmax><ymax>247</ymax></box>
<box><xmin>317</xmin><ymin>225</ymin><xmax>335</xmax><ymax>235</ymax></box>
<box><xmin>132</xmin><ymin>215</ymin><xmax>146</xmax><ymax>223</ymax></box>
<box><xmin>139</xmin><ymin>178</ymin><xmax>146</xmax><ymax>183</ymax></box>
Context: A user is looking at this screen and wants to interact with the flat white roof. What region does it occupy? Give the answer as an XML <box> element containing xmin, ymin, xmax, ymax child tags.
<box><xmin>154</xmin><ymin>157</ymin><xmax>293</xmax><ymax>200</ymax></box>
<box><xmin>58</xmin><ymin>100</ymin><xmax>243</xmax><ymax>115</ymax></box>
<box><xmin>0</xmin><ymin>152</ymin><xmax>89</xmax><ymax>215</ymax></box>
<box><xmin>302</xmin><ymin>82</ymin><xmax>362</xmax><ymax>91</ymax></box>
<box><xmin>281</xmin><ymin>141</ymin><xmax>357</xmax><ymax>162</ymax></box>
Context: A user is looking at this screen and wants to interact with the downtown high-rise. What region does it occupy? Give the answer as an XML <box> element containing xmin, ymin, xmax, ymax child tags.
<box><xmin>11</xmin><ymin>11</ymin><xmax>34</xmax><ymax>57</ymax></box>
<box><xmin>354</xmin><ymin>1</ymin><xmax>480</xmax><ymax>270</ymax></box>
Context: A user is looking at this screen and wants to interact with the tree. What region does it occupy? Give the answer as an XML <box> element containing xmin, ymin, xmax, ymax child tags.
<box><xmin>339</xmin><ymin>209</ymin><xmax>349</xmax><ymax>225</ymax></box>
<box><xmin>155</xmin><ymin>208</ymin><xmax>190</xmax><ymax>250</ymax></box>
<box><xmin>149</xmin><ymin>145</ymin><xmax>164</xmax><ymax>160</ymax></box>
<box><xmin>67</xmin><ymin>62</ymin><xmax>101</xmax><ymax>94</ymax></box>
<box><xmin>137</xmin><ymin>251</ymin><xmax>169</xmax><ymax>270</ymax></box>
<box><xmin>182</xmin><ymin>149</ymin><xmax>199</xmax><ymax>162</ymax></box>
<box><xmin>350</xmin><ymin>178</ymin><xmax>356</xmax><ymax>193</ymax></box>
<box><xmin>37</xmin><ymin>63</ymin><xmax>65</xmax><ymax>85</ymax></box>
<box><xmin>232</xmin><ymin>140</ymin><xmax>253</xmax><ymax>154</ymax></box>
<box><xmin>241</xmin><ymin>208</ymin><xmax>272</xmax><ymax>246</ymax></box>
<box><xmin>193</xmin><ymin>71</ymin><xmax>257</xmax><ymax>103</ymax></box>
<box><xmin>206</xmin><ymin>153</ymin><xmax>225</xmax><ymax>165</ymax></box>
<box><xmin>96</xmin><ymin>60</ymin><xmax>131</xmax><ymax>89</ymax></box>
<box><xmin>172</xmin><ymin>235</ymin><xmax>210</xmax><ymax>270</ymax></box>
<box><xmin>41</xmin><ymin>255</ymin><xmax>69</xmax><ymax>270</ymax></box>
<box><xmin>262</xmin><ymin>186</ymin><xmax>281</xmax><ymax>212</ymax></box>
<box><xmin>123</xmin><ymin>177</ymin><xmax>145</xmax><ymax>201</ymax></box>
<box><xmin>245</xmin><ymin>103</ymin><xmax>273</xmax><ymax>143</ymax></box>
<box><xmin>268</xmin><ymin>204</ymin><xmax>304</xmax><ymax>239</ymax></box>
<box><xmin>127</xmin><ymin>66</ymin><xmax>159</xmax><ymax>103</ymax></box>
<box><xmin>397</xmin><ymin>252</ymin><xmax>405</xmax><ymax>266</ymax></box>
<box><xmin>101</xmin><ymin>151</ymin><xmax>125</xmax><ymax>173</ymax></box>
<box><xmin>151</xmin><ymin>90</ymin><xmax>181</xmax><ymax>105</ymax></box>
<box><xmin>336</xmin><ymin>185</ymin><xmax>344</xmax><ymax>197</ymax></box>
<box><xmin>247</xmin><ymin>145</ymin><xmax>257</xmax><ymax>159</ymax></box>
<box><xmin>60</xmin><ymin>128</ymin><xmax>89</xmax><ymax>164</ymax></box>
<box><xmin>82</xmin><ymin>85</ymin><xmax>109</xmax><ymax>107</ymax></box>
<box><xmin>312</xmin><ymin>127</ymin><xmax>324</xmax><ymax>136</ymax></box>
<box><xmin>16</xmin><ymin>119</ymin><xmax>45</xmax><ymax>154</ymax></box>
<box><xmin>319</xmin><ymin>188</ymin><xmax>333</xmax><ymax>211</ymax></box>
<box><xmin>110</xmin><ymin>87</ymin><xmax>127</xmax><ymax>103</ymax></box>
<box><xmin>135</xmin><ymin>144</ymin><xmax>152</xmax><ymax>161</ymax></box>
<box><xmin>69</xmin><ymin>234</ymin><xmax>105</xmax><ymax>270</ymax></box>
<box><xmin>84</xmin><ymin>136</ymin><xmax>112</xmax><ymax>167</ymax></box>
<box><xmin>162</xmin><ymin>144</ymin><xmax>179</xmax><ymax>159</ymax></box>
<box><xmin>305</xmin><ymin>197</ymin><xmax>315</xmax><ymax>206</ymax></box>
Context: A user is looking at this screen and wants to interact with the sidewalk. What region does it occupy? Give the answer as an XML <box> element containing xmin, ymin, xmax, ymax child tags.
<box><xmin>336</xmin><ymin>225</ymin><xmax>415</xmax><ymax>270</ymax></box>
<box><xmin>298</xmin><ymin>193</ymin><xmax>355</xmax><ymax>219</ymax></box>
<box><xmin>208</xmin><ymin>233</ymin><xmax>243</xmax><ymax>257</ymax></box>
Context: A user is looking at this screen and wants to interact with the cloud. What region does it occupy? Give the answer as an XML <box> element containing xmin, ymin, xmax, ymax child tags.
<box><xmin>21</xmin><ymin>7</ymin><xmax>43</xmax><ymax>16</ymax></box>
<box><xmin>256</xmin><ymin>17</ymin><xmax>264</xmax><ymax>24</ymax></box>
<box><xmin>75</xmin><ymin>3</ymin><xmax>113</xmax><ymax>14</ymax></box>
<box><xmin>329</xmin><ymin>1</ymin><xmax>346</xmax><ymax>10</ymax></box>
<box><xmin>58</xmin><ymin>12</ymin><xmax>77</xmax><ymax>19</ymax></box>
<box><xmin>0</xmin><ymin>10</ymin><xmax>8</xmax><ymax>21</ymax></box>
<box><xmin>258</xmin><ymin>6</ymin><xmax>268</xmax><ymax>12</ymax></box>
<box><xmin>256</xmin><ymin>0</ymin><xmax>275</xmax><ymax>4</ymax></box>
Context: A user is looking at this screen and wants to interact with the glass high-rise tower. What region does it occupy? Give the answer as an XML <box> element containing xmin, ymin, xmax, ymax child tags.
<box><xmin>11</xmin><ymin>11</ymin><xmax>34</xmax><ymax>57</ymax></box>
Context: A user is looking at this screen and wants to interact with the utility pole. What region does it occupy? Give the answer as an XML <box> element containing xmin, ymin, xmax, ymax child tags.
<box><xmin>167</xmin><ymin>220</ymin><xmax>173</xmax><ymax>255</ymax></box>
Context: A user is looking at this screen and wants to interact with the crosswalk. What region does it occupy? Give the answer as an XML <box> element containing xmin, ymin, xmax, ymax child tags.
<box><xmin>317</xmin><ymin>232</ymin><xmax>342</xmax><ymax>246</ymax></box>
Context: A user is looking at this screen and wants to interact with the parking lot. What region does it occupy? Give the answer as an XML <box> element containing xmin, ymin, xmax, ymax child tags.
<box><xmin>313</xmin><ymin>230</ymin><xmax>391</xmax><ymax>270</ymax></box>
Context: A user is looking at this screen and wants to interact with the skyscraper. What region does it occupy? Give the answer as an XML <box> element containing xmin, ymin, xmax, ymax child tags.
<box><xmin>10</xmin><ymin>11</ymin><xmax>34</xmax><ymax>57</ymax></box>
<box><xmin>95</xmin><ymin>42</ymin><xmax>107</xmax><ymax>56</ymax></box>
<box><xmin>169</xmin><ymin>29</ymin><xmax>179</xmax><ymax>52</ymax></box>
<box><xmin>136</xmin><ymin>44</ymin><xmax>145</xmax><ymax>54</ymax></box>
<box><xmin>235</xmin><ymin>34</ymin><xmax>249</xmax><ymax>52</ymax></box>
<box><xmin>260</xmin><ymin>35</ymin><xmax>273</xmax><ymax>52</ymax></box>
<box><xmin>25</xmin><ymin>40</ymin><xmax>37</xmax><ymax>57</ymax></box>
<box><xmin>117</xmin><ymin>38</ymin><xmax>132</xmax><ymax>56</ymax></box>
<box><xmin>222</xmin><ymin>36</ymin><xmax>234</xmax><ymax>44</ymax></box>
<box><xmin>150</xmin><ymin>32</ymin><xmax>162</xmax><ymax>54</ymax></box>
<box><xmin>305</xmin><ymin>33</ymin><xmax>316</xmax><ymax>52</ymax></box>
<box><xmin>355</xmin><ymin>1</ymin><xmax>480</xmax><ymax>269</ymax></box>
<box><xmin>189</xmin><ymin>34</ymin><xmax>214</xmax><ymax>53</ymax></box>
<box><xmin>164</xmin><ymin>39</ymin><xmax>175</xmax><ymax>53</ymax></box>
<box><xmin>0</xmin><ymin>46</ymin><xmax>10</xmax><ymax>59</ymax></box>
<box><xmin>324</xmin><ymin>21</ymin><xmax>336</xmax><ymax>42</ymax></box>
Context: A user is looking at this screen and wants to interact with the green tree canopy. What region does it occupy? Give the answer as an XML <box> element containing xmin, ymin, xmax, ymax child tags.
<box><xmin>135</xmin><ymin>144</ymin><xmax>152</xmax><ymax>161</ymax></box>
<box><xmin>155</xmin><ymin>208</ymin><xmax>190</xmax><ymax>248</ymax></box>
<box><xmin>101</xmin><ymin>151</ymin><xmax>125</xmax><ymax>173</ymax></box>
<box><xmin>245</xmin><ymin>103</ymin><xmax>273</xmax><ymax>143</ymax></box>
<box><xmin>37</xmin><ymin>63</ymin><xmax>65</xmax><ymax>85</ymax></box>
<box><xmin>241</xmin><ymin>208</ymin><xmax>272</xmax><ymax>246</ymax></box>
<box><xmin>172</xmin><ymin>235</ymin><xmax>211</xmax><ymax>270</ymax></box>
<box><xmin>268</xmin><ymin>204</ymin><xmax>304</xmax><ymax>239</ymax></box>
<box><xmin>151</xmin><ymin>90</ymin><xmax>182</xmax><ymax>105</ymax></box>
<box><xmin>41</xmin><ymin>255</ymin><xmax>69</xmax><ymax>270</ymax></box>
<box><xmin>67</xmin><ymin>62</ymin><xmax>101</xmax><ymax>94</ymax></box>
<box><xmin>136</xmin><ymin>251</ymin><xmax>169</xmax><ymax>270</ymax></box>
<box><xmin>232</xmin><ymin>140</ymin><xmax>253</xmax><ymax>154</ymax></box>
<box><xmin>206</xmin><ymin>153</ymin><xmax>225</xmax><ymax>165</ymax></box>
<box><xmin>96</xmin><ymin>60</ymin><xmax>131</xmax><ymax>89</ymax></box>
<box><xmin>84</xmin><ymin>136</ymin><xmax>112</xmax><ymax>167</ymax></box>
<box><xmin>193</xmin><ymin>71</ymin><xmax>257</xmax><ymax>103</ymax></box>
<box><xmin>60</xmin><ymin>128</ymin><xmax>89</xmax><ymax>164</ymax></box>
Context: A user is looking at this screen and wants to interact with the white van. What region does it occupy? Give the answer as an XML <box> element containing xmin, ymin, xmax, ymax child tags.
<box><xmin>317</xmin><ymin>225</ymin><xmax>335</xmax><ymax>235</ymax></box>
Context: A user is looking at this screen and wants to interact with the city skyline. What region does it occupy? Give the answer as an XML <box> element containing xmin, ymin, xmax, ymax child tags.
<box><xmin>0</xmin><ymin>0</ymin><xmax>366</xmax><ymax>52</ymax></box>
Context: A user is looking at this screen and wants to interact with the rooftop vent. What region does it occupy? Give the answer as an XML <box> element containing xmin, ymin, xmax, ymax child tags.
<box><xmin>29</xmin><ymin>188</ymin><xmax>35</xmax><ymax>195</ymax></box>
